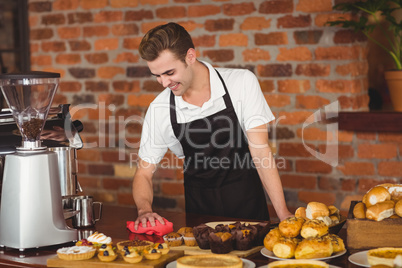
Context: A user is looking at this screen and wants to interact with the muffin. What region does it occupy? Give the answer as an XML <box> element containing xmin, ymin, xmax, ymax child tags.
<box><xmin>233</xmin><ymin>228</ymin><xmax>256</xmax><ymax>250</ymax></box>
<box><xmin>177</xmin><ymin>227</ymin><xmax>193</xmax><ymax>236</ymax></box>
<box><xmin>183</xmin><ymin>232</ymin><xmax>198</xmax><ymax>247</ymax></box>
<box><xmin>193</xmin><ymin>224</ymin><xmax>214</xmax><ymax>249</ymax></box>
<box><xmin>208</xmin><ymin>232</ymin><xmax>233</xmax><ymax>254</ymax></box>
<box><xmin>163</xmin><ymin>232</ymin><xmax>183</xmax><ymax>247</ymax></box>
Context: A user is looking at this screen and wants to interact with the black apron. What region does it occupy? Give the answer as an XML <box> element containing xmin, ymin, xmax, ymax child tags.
<box><xmin>169</xmin><ymin>70</ymin><xmax>269</xmax><ymax>220</ymax></box>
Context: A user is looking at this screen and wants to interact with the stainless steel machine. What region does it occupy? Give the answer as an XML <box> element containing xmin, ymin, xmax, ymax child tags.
<box><xmin>0</xmin><ymin>72</ymin><xmax>83</xmax><ymax>251</ymax></box>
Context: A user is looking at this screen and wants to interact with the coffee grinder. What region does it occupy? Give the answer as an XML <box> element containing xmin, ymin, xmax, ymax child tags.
<box><xmin>0</xmin><ymin>72</ymin><xmax>77</xmax><ymax>251</ymax></box>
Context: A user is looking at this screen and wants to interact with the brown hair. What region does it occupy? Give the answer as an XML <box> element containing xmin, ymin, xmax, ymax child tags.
<box><xmin>139</xmin><ymin>22</ymin><xmax>194</xmax><ymax>62</ymax></box>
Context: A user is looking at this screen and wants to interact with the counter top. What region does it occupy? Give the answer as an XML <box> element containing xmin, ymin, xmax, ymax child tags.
<box><xmin>0</xmin><ymin>204</ymin><xmax>362</xmax><ymax>267</ymax></box>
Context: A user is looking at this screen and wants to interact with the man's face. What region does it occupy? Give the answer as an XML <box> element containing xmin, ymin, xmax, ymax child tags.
<box><xmin>147</xmin><ymin>50</ymin><xmax>193</xmax><ymax>97</ymax></box>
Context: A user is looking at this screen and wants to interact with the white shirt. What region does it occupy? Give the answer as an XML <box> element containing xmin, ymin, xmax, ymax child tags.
<box><xmin>138</xmin><ymin>61</ymin><xmax>275</xmax><ymax>164</ymax></box>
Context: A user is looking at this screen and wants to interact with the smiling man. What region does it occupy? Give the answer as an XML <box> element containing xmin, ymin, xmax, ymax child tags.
<box><xmin>132</xmin><ymin>22</ymin><xmax>292</xmax><ymax>229</ymax></box>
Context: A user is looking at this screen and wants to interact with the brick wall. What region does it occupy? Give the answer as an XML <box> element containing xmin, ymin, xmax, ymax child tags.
<box><xmin>28</xmin><ymin>0</ymin><xmax>402</xmax><ymax>219</ymax></box>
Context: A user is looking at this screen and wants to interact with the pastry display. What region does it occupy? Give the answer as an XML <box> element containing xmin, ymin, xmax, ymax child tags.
<box><xmin>267</xmin><ymin>259</ymin><xmax>329</xmax><ymax>268</ymax></box>
<box><xmin>163</xmin><ymin>232</ymin><xmax>183</xmax><ymax>247</ymax></box>
<box><xmin>56</xmin><ymin>245</ymin><xmax>96</xmax><ymax>261</ymax></box>
<box><xmin>116</xmin><ymin>239</ymin><xmax>153</xmax><ymax>251</ymax></box>
<box><xmin>176</xmin><ymin>254</ymin><xmax>242</xmax><ymax>268</ymax></box>
<box><xmin>272</xmin><ymin>237</ymin><xmax>300</xmax><ymax>259</ymax></box>
<box><xmin>208</xmin><ymin>232</ymin><xmax>233</xmax><ymax>254</ymax></box>
<box><xmin>367</xmin><ymin>247</ymin><xmax>402</xmax><ymax>267</ymax></box>
<box><xmin>97</xmin><ymin>244</ymin><xmax>117</xmax><ymax>262</ymax></box>
<box><xmin>294</xmin><ymin>237</ymin><xmax>333</xmax><ymax>259</ymax></box>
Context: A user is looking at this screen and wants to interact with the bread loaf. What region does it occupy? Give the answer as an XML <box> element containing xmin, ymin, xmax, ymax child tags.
<box><xmin>295</xmin><ymin>237</ymin><xmax>333</xmax><ymax>259</ymax></box>
<box><xmin>306</xmin><ymin>202</ymin><xmax>330</xmax><ymax>219</ymax></box>
<box><xmin>363</xmin><ymin>186</ymin><xmax>391</xmax><ymax>207</ymax></box>
<box><xmin>366</xmin><ymin>200</ymin><xmax>395</xmax><ymax>221</ymax></box>
<box><xmin>295</xmin><ymin>207</ymin><xmax>307</xmax><ymax>220</ymax></box>
<box><xmin>378</xmin><ymin>183</ymin><xmax>402</xmax><ymax>201</ymax></box>
<box><xmin>300</xmin><ymin>219</ymin><xmax>328</xmax><ymax>239</ymax></box>
<box><xmin>272</xmin><ymin>237</ymin><xmax>300</xmax><ymax>259</ymax></box>
<box><xmin>353</xmin><ymin>202</ymin><xmax>366</xmax><ymax>219</ymax></box>
<box><xmin>395</xmin><ymin>199</ymin><xmax>402</xmax><ymax>217</ymax></box>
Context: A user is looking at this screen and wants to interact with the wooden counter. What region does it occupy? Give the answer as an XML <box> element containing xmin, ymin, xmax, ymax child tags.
<box><xmin>0</xmin><ymin>204</ymin><xmax>362</xmax><ymax>268</ymax></box>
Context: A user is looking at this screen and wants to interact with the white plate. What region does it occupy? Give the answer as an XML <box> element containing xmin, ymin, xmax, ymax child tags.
<box><xmin>258</xmin><ymin>266</ymin><xmax>341</xmax><ymax>268</ymax></box>
<box><xmin>348</xmin><ymin>250</ymin><xmax>370</xmax><ymax>267</ymax></box>
<box><xmin>260</xmin><ymin>247</ymin><xmax>347</xmax><ymax>262</ymax></box>
<box><xmin>167</xmin><ymin>258</ymin><xmax>255</xmax><ymax>268</ymax></box>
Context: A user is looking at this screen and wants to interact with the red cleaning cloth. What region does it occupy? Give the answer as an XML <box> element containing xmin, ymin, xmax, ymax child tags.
<box><xmin>126</xmin><ymin>218</ymin><xmax>173</xmax><ymax>236</ymax></box>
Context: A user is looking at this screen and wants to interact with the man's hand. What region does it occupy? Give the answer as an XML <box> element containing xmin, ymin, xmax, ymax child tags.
<box><xmin>134</xmin><ymin>211</ymin><xmax>165</xmax><ymax>231</ymax></box>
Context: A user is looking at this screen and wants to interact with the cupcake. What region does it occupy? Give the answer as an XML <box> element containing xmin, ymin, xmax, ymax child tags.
<box><xmin>97</xmin><ymin>244</ymin><xmax>117</xmax><ymax>262</ymax></box>
<box><xmin>163</xmin><ymin>232</ymin><xmax>183</xmax><ymax>247</ymax></box>
<box><xmin>193</xmin><ymin>224</ymin><xmax>214</xmax><ymax>249</ymax></box>
<box><xmin>208</xmin><ymin>232</ymin><xmax>233</xmax><ymax>254</ymax></box>
<box><xmin>183</xmin><ymin>232</ymin><xmax>198</xmax><ymax>247</ymax></box>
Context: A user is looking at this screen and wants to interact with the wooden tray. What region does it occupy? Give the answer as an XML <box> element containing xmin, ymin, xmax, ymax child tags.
<box><xmin>170</xmin><ymin>244</ymin><xmax>263</xmax><ymax>258</ymax></box>
<box><xmin>47</xmin><ymin>250</ymin><xmax>184</xmax><ymax>268</ymax></box>
<box><xmin>347</xmin><ymin>201</ymin><xmax>402</xmax><ymax>250</ymax></box>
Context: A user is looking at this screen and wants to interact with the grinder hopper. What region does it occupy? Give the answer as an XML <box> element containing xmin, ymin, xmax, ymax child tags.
<box><xmin>0</xmin><ymin>72</ymin><xmax>77</xmax><ymax>251</ymax></box>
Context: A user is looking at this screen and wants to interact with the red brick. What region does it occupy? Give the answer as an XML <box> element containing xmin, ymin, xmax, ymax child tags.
<box><xmin>378</xmin><ymin>133</ymin><xmax>402</xmax><ymax>143</ymax></box>
<box><xmin>59</xmin><ymin>81</ymin><xmax>82</xmax><ymax>92</ymax></box>
<box><xmin>295</xmin><ymin>63</ymin><xmax>330</xmax><ymax>77</ymax></box>
<box><xmin>69</xmin><ymin>40</ymin><xmax>91</xmax><ymax>51</ymax></box>
<box><xmin>341</xmin><ymin>178</ymin><xmax>356</xmax><ymax>192</ymax></box>
<box><xmin>259</xmin><ymin>0</ymin><xmax>293</xmax><ymax>14</ymax></box>
<box><xmin>296</xmin><ymin>127</ymin><xmax>336</xmax><ymax>142</ymax></box>
<box><xmin>315</xmin><ymin>46</ymin><xmax>361</xmax><ymax>60</ymax></box>
<box><xmin>378</xmin><ymin>162</ymin><xmax>402</xmax><ymax>177</ymax></box>
<box><xmin>358</xmin><ymin>143</ymin><xmax>397</xmax><ymax>159</ymax></box>
<box><xmin>83</xmin><ymin>26</ymin><xmax>109</xmax><ymax>37</ymax></box>
<box><xmin>85</xmin><ymin>81</ymin><xmax>109</xmax><ymax>93</ymax></box>
<box><xmin>279</xmin><ymin>142</ymin><xmax>315</xmax><ymax>157</ymax></box>
<box><xmin>112</xmin><ymin>23</ymin><xmax>139</xmax><ymax>36</ymax></box>
<box><xmin>101</xmin><ymin>151</ymin><xmax>127</xmax><ymax>163</ymax></box>
<box><xmin>203</xmin><ymin>49</ymin><xmax>234</xmax><ymax>62</ymax></box>
<box><xmin>29</xmin><ymin>1</ymin><xmax>52</xmax><ymax>12</ymax></box>
<box><xmin>31</xmin><ymin>55</ymin><xmax>52</xmax><ymax>66</ymax></box>
<box><xmin>243</xmin><ymin>48</ymin><xmax>270</xmax><ymax>62</ymax></box>
<box><xmin>53</xmin><ymin>94</ymin><xmax>68</xmax><ymax>105</ymax></box>
<box><xmin>57</xmin><ymin>26</ymin><xmax>81</xmax><ymax>39</ymax></box>
<box><xmin>334</xmin><ymin>29</ymin><xmax>367</xmax><ymax>44</ymax></box>
<box><xmin>358</xmin><ymin>178</ymin><xmax>398</xmax><ymax>193</ymax></box>
<box><xmin>113</xmin><ymin>81</ymin><xmax>140</xmax><ymax>93</ymax></box>
<box><xmin>223</xmin><ymin>3</ymin><xmax>255</xmax><ymax>16</ymax></box>
<box><xmin>296</xmin><ymin>0</ymin><xmax>332</xmax><ymax>12</ymax></box>
<box><xmin>156</xmin><ymin>6</ymin><xmax>186</xmax><ymax>18</ymax></box>
<box><xmin>337</xmin><ymin>162</ymin><xmax>375</xmax><ymax>176</ymax></box>
<box><xmin>94</xmin><ymin>11</ymin><xmax>123</xmax><ymax>23</ymax></box>
<box><xmin>193</xmin><ymin>35</ymin><xmax>216</xmax><ymax>47</ymax></box>
<box><xmin>161</xmin><ymin>182</ymin><xmax>184</xmax><ymax>195</ymax></box>
<box><xmin>277</xmin><ymin>47</ymin><xmax>312</xmax><ymax>61</ymax></box>
<box><xmin>78</xmin><ymin>149</ymin><xmax>101</xmax><ymax>161</ymax></box>
<box><xmin>53</xmin><ymin>0</ymin><xmax>80</xmax><ymax>10</ymax></box>
<box><xmin>259</xmin><ymin>80</ymin><xmax>275</xmax><ymax>93</ymax></box>
<box><xmin>128</xmin><ymin>94</ymin><xmax>156</xmax><ymax>107</ymax></box>
<box><xmin>356</xmin><ymin>132</ymin><xmax>377</xmax><ymax>141</ymax></box>
<box><xmin>316</xmin><ymin>80</ymin><xmax>362</xmax><ymax>93</ymax></box>
<box><xmin>123</xmin><ymin>37</ymin><xmax>142</xmax><ymax>49</ymax></box>
<box><xmin>94</xmin><ymin>38</ymin><xmax>119</xmax><ymax>51</ymax></box>
<box><xmin>258</xmin><ymin>64</ymin><xmax>292</xmax><ymax>77</ymax></box>
<box><xmin>85</xmin><ymin>53</ymin><xmax>108</xmax><ymax>64</ymax></box>
<box><xmin>176</xmin><ymin>21</ymin><xmax>203</xmax><ymax>32</ymax></box>
<box><xmin>281</xmin><ymin>174</ymin><xmax>317</xmax><ymax>189</ymax></box>
<box><xmin>141</xmin><ymin>0</ymin><xmax>169</xmax><ymax>5</ymax></box>
<box><xmin>338</xmin><ymin>131</ymin><xmax>354</xmax><ymax>142</ymax></box>
<box><xmin>80</xmin><ymin>0</ymin><xmax>108</xmax><ymax>9</ymax></box>
<box><xmin>317</xmin><ymin>144</ymin><xmax>354</xmax><ymax>159</ymax></box>
<box><xmin>30</xmin><ymin>28</ymin><xmax>53</xmax><ymax>40</ymax></box>
<box><xmin>68</xmin><ymin>12</ymin><xmax>93</xmax><ymax>24</ymax></box>
<box><xmin>188</xmin><ymin>5</ymin><xmax>221</xmax><ymax>17</ymax></box>
<box><xmin>141</xmin><ymin>22</ymin><xmax>169</xmax><ymax>34</ymax></box>
<box><xmin>55</xmin><ymin>54</ymin><xmax>81</xmax><ymax>64</ymax></box>
<box><xmin>294</xmin><ymin>30</ymin><xmax>323</xmax><ymax>44</ymax></box>
<box><xmin>103</xmin><ymin>177</ymin><xmax>131</xmax><ymax>189</ymax></box>
<box><xmin>318</xmin><ymin>177</ymin><xmax>341</xmax><ymax>191</ymax></box>
<box><xmin>277</xmin><ymin>111</ymin><xmax>312</xmax><ymax>125</ymax></box>
<box><xmin>110</xmin><ymin>0</ymin><xmax>139</xmax><ymax>8</ymax></box>
<box><xmin>255</xmin><ymin>32</ymin><xmax>288</xmax><ymax>45</ymax></box>
<box><xmin>114</xmin><ymin>52</ymin><xmax>139</xmax><ymax>63</ymax></box>
<box><xmin>29</xmin><ymin>15</ymin><xmax>39</xmax><ymax>27</ymax></box>
<box><xmin>277</xmin><ymin>15</ymin><xmax>311</xmax><ymax>28</ymax></box>
<box><xmin>98</xmin><ymin>66</ymin><xmax>125</xmax><ymax>79</ymax></box>
<box><xmin>205</xmin><ymin>19</ymin><xmax>234</xmax><ymax>31</ymax></box>
<box><xmin>336</xmin><ymin>62</ymin><xmax>368</xmax><ymax>76</ymax></box>
<box><xmin>125</xmin><ymin>10</ymin><xmax>153</xmax><ymax>21</ymax></box>
<box><xmin>296</xmin><ymin>95</ymin><xmax>330</xmax><ymax>109</ymax></box>
<box><xmin>241</xmin><ymin>17</ymin><xmax>271</xmax><ymax>30</ymax></box>
<box><xmin>265</xmin><ymin>94</ymin><xmax>290</xmax><ymax>108</ymax></box>
<box><xmin>117</xmin><ymin>193</ymin><xmax>135</xmax><ymax>205</ymax></box>
<box><xmin>315</xmin><ymin>13</ymin><xmax>353</xmax><ymax>27</ymax></box>
<box><xmin>278</xmin><ymin>80</ymin><xmax>311</xmax><ymax>93</ymax></box>
<box><xmin>298</xmin><ymin>191</ymin><xmax>336</xmax><ymax>205</ymax></box>
<box><xmin>296</xmin><ymin>160</ymin><xmax>332</xmax><ymax>173</ymax></box>
<box><xmin>143</xmin><ymin>80</ymin><xmax>164</xmax><ymax>92</ymax></box>
<box><xmin>78</xmin><ymin>176</ymin><xmax>100</xmax><ymax>189</ymax></box>
<box><xmin>42</xmin><ymin>14</ymin><xmax>66</xmax><ymax>25</ymax></box>
<box><xmin>338</xmin><ymin>94</ymin><xmax>370</xmax><ymax>110</ymax></box>
<box><xmin>219</xmin><ymin>33</ymin><xmax>248</xmax><ymax>47</ymax></box>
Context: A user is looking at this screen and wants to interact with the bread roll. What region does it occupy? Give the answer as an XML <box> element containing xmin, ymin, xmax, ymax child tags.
<box><xmin>295</xmin><ymin>237</ymin><xmax>333</xmax><ymax>259</ymax></box>
<box><xmin>306</xmin><ymin>202</ymin><xmax>330</xmax><ymax>219</ymax></box>
<box><xmin>327</xmin><ymin>205</ymin><xmax>339</xmax><ymax>216</ymax></box>
<box><xmin>300</xmin><ymin>219</ymin><xmax>328</xmax><ymax>239</ymax></box>
<box><xmin>279</xmin><ymin>217</ymin><xmax>305</xmax><ymax>238</ymax></box>
<box><xmin>395</xmin><ymin>199</ymin><xmax>402</xmax><ymax>217</ymax></box>
<box><xmin>264</xmin><ymin>228</ymin><xmax>282</xmax><ymax>252</ymax></box>
<box><xmin>272</xmin><ymin>237</ymin><xmax>300</xmax><ymax>259</ymax></box>
<box><xmin>353</xmin><ymin>202</ymin><xmax>366</xmax><ymax>219</ymax></box>
<box><xmin>324</xmin><ymin>234</ymin><xmax>345</xmax><ymax>253</ymax></box>
<box><xmin>295</xmin><ymin>207</ymin><xmax>307</xmax><ymax>220</ymax></box>
<box><xmin>329</xmin><ymin>215</ymin><xmax>340</xmax><ymax>224</ymax></box>
<box><xmin>378</xmin><ymin>183</ymin><xmax>402</xmax><ymax>201</ymax></box>
<box><xmin>316</xmin><ymin>216</ymin><xmax>332</xmax><ymax>226</ymax></box>
<box><xmin>366</xmin><ymin>200</ymin><xmax>395</xmax><ymax>221</ymax></box>
<box><xmin>363</xmin><ymin>186</ymin><xmax>391</xmax><ymax>207</ymax></box>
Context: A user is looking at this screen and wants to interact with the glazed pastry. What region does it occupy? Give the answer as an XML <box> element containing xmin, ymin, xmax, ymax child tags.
<box><xmin>300</xmin><ymin>219</ymin><xmax>329</xmax><ymax>238</ymax></box>
<box><xmin>97</xmin><ymin>244</ymin><xmax>117</xmax><ymax>262</ymax></box>
<box><xmin>272</xmin><ymin>237</ymin><xmax>300</xmax><ymax>259</ymax></box>
<box><xmin>57</xmin><ymin>246</ymin><xmax>96</xmax><ymax>261</ymax></box>
<box><xmin>324</xmin><ymin>234</ymin><xmax>345</xmax><ymax>253</ymax></box>
<box><xmin>279</xmin><ymin>216</ymin><xmax>305</xmax><ymax>237</ymax></box>
<box><xmin>306</xmin><ymin>202</ymin><xmax>330</xmax><ymax>219</ymax></box>
<box><xmin>264</xmin><ymin>228</ymin><xmax>282</xmax><ymax>252</ymax></box>
<box><xmin>295</xmin><ymin>237</ymin><xmax>333</xmax><ymax>259</ymax></box>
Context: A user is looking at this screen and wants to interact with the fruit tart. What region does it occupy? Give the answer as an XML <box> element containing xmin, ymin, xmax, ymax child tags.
<box><xmin>143</xmin><ymin>247</ymin><xmax>162</xmax><ymax>260</ymax></box>
<box><xmin>75</xmin><ymin>238</ymin><xmax>94</xmax><ymax>248</ymax></box>
<box><xmin>87</xmin><ymin>232</ymin><xmax>112</xmax><ymax>249</ymax></box>
<box><xmin>57</xmin><ymin>245</ymin><xmax>96</xmax><ymax>261</ymax></box>
<box><xmin>122</xmin><ymin>248</ymin><xmax>143</xmax><ymax>264</ymax></box>
<box><xmin>97</xmin><ymin>244</ymin><xmax>117</xmax><ymax>262</ymax></box>
<box><xmin>153</xmin><ymin>242</ymin><xmax>170</xmax><ymax>254</ymax></box>
<box><xmin>117</xmin><ymin>239</ymin><xmax>154</xmax><ymax>251</ymax></box>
